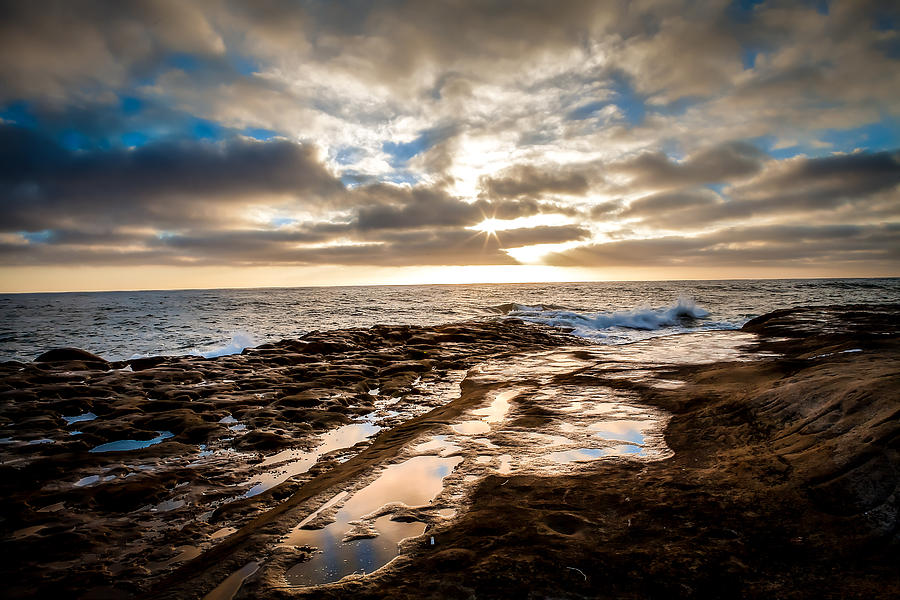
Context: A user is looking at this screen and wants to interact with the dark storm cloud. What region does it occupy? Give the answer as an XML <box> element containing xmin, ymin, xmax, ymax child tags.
<box><xmin>545</xmin><ymin>224</ymin><xmax>900</xmax><ymax>268</ymax></box>
<box><xmin>613</xmin><ymin>141</ymin><xmax>767</xmax><ymax>191</ymax></box>
<box><xmin>0</xmin><ymin>125</ymin><xmax>342</xmax><ymax>230</ymax></box>
<box><xmin>618</xmin><ymin>189</ymin><xmax>722</xmax><ymax>228</ymax></box>
<box><xmin>0</xmin><ymin>217</ymin><xmax>590</xmax><ymax>267</ymax></box>
<box><xmin>620</xmin><ymin>189</ymin><xmax>720</xmax><ymax>218</ymax></box>
<box><xmin>1</xmin><ymin>1</ymin><xmax>898</xmax><ymax>276</ymax></box>
<box><xmin>589</xmin><ymin>201</ymin><xmax>623</xmax><ymax>220</ymax></box>
<box><xmin>491</xmin><ymin>225</ymin><xmax>590</xmax><ymax>247</ymax></box>
<box><xmin>348</xmin><ymin>184</ymin><xmax>578</xmax><ymax>231</ymax></box>
<box><xmin>613</xmin><ymin>150</ymin><xmax>900</xmax><ymax>228</ymax></box>
<box><xmin>0</xmin><ymin>0</ymin><xmax>228</xmax><ymax>101</ymax></box>
<box><xmin>0</xmin><ymin>227</ymin><xmax>519</xmax><ymax>267</ymax></box>
<box><xmin>352</xmin><ymin>185</ymin><xmax>482</xmax><ymax>230</ymax></box>
<box><xmin>250</xmin><ymin>223</ymin><xmax>588</xmax><ymax>266</ymax></box>
<box><xmin>479</xmin><ymin>164</ymin><xmax>593</xmax><ymax>199</ymax></box>
<box><xmin>730</xmin><ymin>150</ymin><xmax>900</xmax><ymax>208</ymax></box>
<box><xmin>0</xmin><ymin>122</ymin><xmax>585</xmax><ymax>267</ymax></box>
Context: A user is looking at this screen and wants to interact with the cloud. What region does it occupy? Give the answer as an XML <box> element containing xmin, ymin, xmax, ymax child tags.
<box><xmin>619</xmin><ymin>189</ymin><xmax>721</xmax><ymax>226</ymax></box>
<box><xmin>612</xmin><ymin>149</ymin><xmax>900</xmax><ymax>229</ymax></box>
<box><xmin>479</xmin><ymin>164</ymin><xmax>593</xmax><ymax>199</ymax></box>
<box><xmin>0</xmin><ymin>125</ymin><xmax>343</xmax><ymax>231</ymax></box>
<box><xmin>612</xmin><ymin>141</ymin><xmax>768</xmax><ymax>191</ymax></box>
<box><xmin>0</xmin><ymin>1</ymin><xmax>898</xmax><ymax>280</ymax></box>
<box><xmin>0</xmin><ymin>122</ymin><xmax>591</xmax><ymax>268</ymax></box>
<box><xmin>545</xmin><ymin>223</ymin><xmax>900</xmax><ymax>268</ymax></box>
<box><xmin>729</xmin><ymin>150</ymin><xmax>900</xmax><ymax>208</ymax></box>
<box><xmin>352</xmin><ymin>185</ymin><xmax>482</xmax><ymax>230</ymax></box>
<box><xmin>0</xmin><ymin>1</ymin><xmax>227</xmax><ymax>101</ymax></box>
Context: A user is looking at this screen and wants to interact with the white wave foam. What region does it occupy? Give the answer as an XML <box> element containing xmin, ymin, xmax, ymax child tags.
<box><xmin>507</xmin><ymin>297</ymin><xmax>728</xmax><ymax>342</ymax></box>
<box><xmin>200</xmin><ymin>332</ymin><xmax>256</xmax><ymax>358</ymax></box>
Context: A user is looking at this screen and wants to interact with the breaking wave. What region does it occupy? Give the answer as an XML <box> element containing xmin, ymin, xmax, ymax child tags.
<box><xmin>200</xmin><ymin>332</ymin><xmax>256</xmax><ymax>358</ymax></box>
<box><xmin>490</xmin><ymin>297</ymin><xmax>732</xmax><ymax>342</ymax></box>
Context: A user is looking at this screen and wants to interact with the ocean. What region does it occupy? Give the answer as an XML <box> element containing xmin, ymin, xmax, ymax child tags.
<box><xmin>1</xmin><ymin>278</ymin><xmax>898</xmax><ymax>363</ymax></box>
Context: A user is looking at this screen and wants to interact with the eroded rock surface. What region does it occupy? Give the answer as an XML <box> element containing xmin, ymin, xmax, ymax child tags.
<box><xmin>0</xmin><ymin>320</ymin><xmax>575</xmax><ymax>599</ymax></box>
<box><xmin>2</xmin><ymin>306</ymin><xmax>899</xmax><ymax>599</ymax></box>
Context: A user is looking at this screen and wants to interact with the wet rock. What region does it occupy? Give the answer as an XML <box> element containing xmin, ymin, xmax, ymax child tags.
<box><xmin>128</xmin><ymin>356</ymin><xmax>167</xmax><ymax>371</ymax></box>
<box><xmin>430</xmin><ymin>548</ymin><xmax>476</xmax><ymax>570</ymax></box>
<box><xmin>35</xmin><ymin>348</ymin><xmax>108</xmax><ymax>365</ymax></box>
<box><xmin>235</xmin><ymin>430</ymin><xmax>294</xmax><ymax>451</ymax></box>
<box><xmin>542</xmin><ymin>512</ymin><xmax>589</xmax><ymax>536</ymax></box>
<box><xmin>277</xmin><ymin>390</ymin><xmax>325</xmax><ymax>408</ymax></box>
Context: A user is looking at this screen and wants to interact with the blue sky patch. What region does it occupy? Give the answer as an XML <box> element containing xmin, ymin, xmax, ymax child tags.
<box><xmin>242</xmin><ymin>127</ymin><xmax>278</xmax><ymax>141</ymax></box>
<box><xmin>22</xmin><ymin>230</ymin><xmax>53</xmax><ymax>243</ymax></box>
<box><xmin>190</xmin><ymin>118</ymin><xmax>226</xmax><ymax>141</ymax></box>
<box><xmin>230</xmin><ymin>54</ymin><xmax>261</xmax><ymax>76</ymax></box>
<box><xmin>567</xmin><ymin>73</ymin><xmax>646</xmax><ymax>126</ymax></box>
<box><xmin>166</xmin><ymin>53</ymin><xmax>200</xmax><ymax>72</ymax></box>
<box><xmin>0</xmin><ymin>101</ymin><xmax>38</xmax><ymax>128</ymax></box>
<box><xmin>120</xmin><ymin>132</ymin><xmax>151</xmax><ymax>147</ymax></box>
<box><xmin>820</xmin><ymin>119</ymin><xmax>900</xmax><ymax>153</ymax></box>
<box><xmin>120</xmin><ymin>96</ymin><xmax>143</xmax><ymax>115</ymax></box>
<box><xmin>382</xmin><ymin>171</ymin><xmax>420</xmax><ymax>186</ymax></box>
<box><xmin>335</xmin><ymin>146</ymin><xmax>365</xmax><ymax>165</ymax></box>
<box><xmin>270</xmin><ymin>216</ymin><xmax>297</xmax><ymax>227</ymax></box>
<box><xmin>382</xmin><ymin>129</ymin><xmax>443</xmax><ymax>166</ymax></box>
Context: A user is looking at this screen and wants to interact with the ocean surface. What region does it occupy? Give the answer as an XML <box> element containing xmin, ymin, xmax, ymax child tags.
<box><xmin>1</xmin><ymin>278</ymin><xmax>898</xmax><ymax>363</ymax></box>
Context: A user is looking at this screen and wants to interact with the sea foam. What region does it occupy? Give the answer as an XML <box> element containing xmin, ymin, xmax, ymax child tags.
<box><xmin>200</xmin><ymin>332</ymin><xmax>256</xmax><ymax>358</ymax></box>
<box><xmin>498</xmin><ymin>297</ymin><xmax>722</xmax><ymax>342</ymax></box>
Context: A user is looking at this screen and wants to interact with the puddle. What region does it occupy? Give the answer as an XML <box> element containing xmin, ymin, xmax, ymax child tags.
<box><xmin>149</xmin><ymin>545</ymin><xmax>201</xmax><ymax>571</ymax></box>
<box><xmin>413</xmin><ymin>435</ymin><xmax>462</xmax><ymax>456</ymax></box>
<box><xmin>451</xmin><ymin>389</ymin><xmax>522</xmax><ymax>435</ymax></box>
<box><xmin>74</xmin><ymin>475</ymin><xmax>101</xmax><ymax>487</ymax></box>
<box><xmin>472</xmin><ymin>389</ymin><xmax>517</xmax><ymax>422</ymax></box>
<box><xmin>170</xmin><ymin>545</ymin><xmax>201</xmax><ymax>563</ymax></box>
<box><xmin>588</xmin><ymin>420</ymin><xmax>651</xmax><ymax>445</ymax></box>
<box><xmin>268</xmin><ymin>334</ymin><xmax>763</xmax><ymax>588</ymax></box>
<box><xmin>284</xmin><ymin>455</ymin><xmax>461</xmax><ymax>586</ymax></box>
<box><xmin>450</xmin><ymin>420</ymin><xmax>490</xmax><ymax>435</ymax></box>
<box><xmin>546</xmin><ymin>448</ymin><xmax>607</xmax><ymax>462</ymax></box>
<box><xmin>244</xmin><ymin>422</ymin><xmax>380</xmax><ymax>498</ymax></box>
<box><xmin>89</xmin><ymin>431</ymin><xmax>174</xmax><ymax>453</ymax></box>
<box><xmin>148</xmin><ymin>498</ymin><xmax>185</xmax><ymax>512</ymax></box>
<box><xmin>546</xmin><ymin>444</ymin><xmax>643</xmax><ymax>463</ymax></box>
<box><xmin>12</xmin><ymin>525</ymin><xmax>48</xmax><ymax>539</ymax></box>
<box><xmin>203</xmin><ymin>561</ymin><xmax>259</xmax><ymax>600</ymax></box>
<box><xmin>286</xmin><ymin>515</ymin><xmax>426</xmax><ymax>586</ymax></box>
<box><xmin>385</xmin><ymin>350</ymin><xmax>669</xmax><ymax>503</ymax></box>
<box><xmin>62</xmin><ymin>412</ymin><xmax>97</xmax><ymax>425</ymax></box>
<box><xmin>37</xmin><ymin>502</ymin><xmax>65</xmax><ymax>513</ymax></box>
<box><xmin>210</xmin><ymin>527</ymin><xmax>238</xmax><ymax>540</ymax></box>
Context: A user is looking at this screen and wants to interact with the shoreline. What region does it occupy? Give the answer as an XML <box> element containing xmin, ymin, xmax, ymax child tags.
<box><xmin>1</xmin><ymin>305</ymin><xmax>898</xmax><ymax>599</ymax></box>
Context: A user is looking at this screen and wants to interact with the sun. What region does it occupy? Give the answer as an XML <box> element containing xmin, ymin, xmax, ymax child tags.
<box><xmin>470</xmin><ymin>217</ymin><xmax>503</xmax><ymax>250</ymax></box>
<box><xmin>474</xmin><ymin>217</ymin><xmax>502</xmax><ymax>236</ymax></box>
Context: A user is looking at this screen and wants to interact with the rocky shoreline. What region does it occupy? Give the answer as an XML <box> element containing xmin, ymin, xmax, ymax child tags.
<box><xmin>1</xmin><ymin>305</ymin><xmax>898</xmax><ymax>599</ymax></box>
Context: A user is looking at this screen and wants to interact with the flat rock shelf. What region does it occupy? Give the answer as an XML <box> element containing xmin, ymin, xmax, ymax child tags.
<box><xmin>1</xmin><ymin>306</ymin><xmax>899</xmax><ymax>599</ymax></box>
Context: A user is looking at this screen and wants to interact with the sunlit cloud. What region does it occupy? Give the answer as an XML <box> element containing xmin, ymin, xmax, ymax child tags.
<box><xmin>0</xmin><ymin>0</ymin><xmax>897</xmax><ymax>290</ymax></box>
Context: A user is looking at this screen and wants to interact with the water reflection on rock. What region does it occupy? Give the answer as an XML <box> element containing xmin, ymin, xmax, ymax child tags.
<box><xmin>284</xmin><ymin>455</ymin><xmax>461</xmax><ymax>586</ymax></box>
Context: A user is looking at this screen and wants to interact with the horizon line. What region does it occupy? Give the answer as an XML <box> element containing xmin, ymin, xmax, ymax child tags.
<box><xmin>3</xmin><ymin>274</ymin><xmax>898</xmax><ymax>295</ymax></box>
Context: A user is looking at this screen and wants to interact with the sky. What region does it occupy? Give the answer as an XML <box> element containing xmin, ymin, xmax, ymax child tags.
<box><xmin>1</xmin><ymin>0</ymin><xmax>899</xmax><ymax>292</ymax></box>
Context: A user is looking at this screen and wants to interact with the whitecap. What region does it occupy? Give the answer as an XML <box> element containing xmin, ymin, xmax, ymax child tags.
<box><xmin>200</xmin><ymin>332</ymin><xmax>256</xmax><ymax>358</ymax></box>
